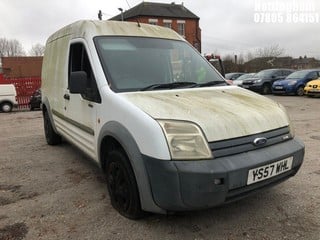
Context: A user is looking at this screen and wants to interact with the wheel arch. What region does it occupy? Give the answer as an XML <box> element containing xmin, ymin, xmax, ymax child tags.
<box><xmin>41</xmin><ymin>97</ymin><xmax>59</xmax><ymax>134</ymax></box>
<box><xmin>295</xmin><ymin>84</ymin><xmax>305</xmax><ymax>96</ymax></box>
<box><xmin>98</xmin><ymin>121</ymin><xmax>165</xmax><ymax>214</ymax></box>
<box><xmin>261</xmin><ymin>82</ymin><xmax>272</xmax><ymax>94</ymax></box>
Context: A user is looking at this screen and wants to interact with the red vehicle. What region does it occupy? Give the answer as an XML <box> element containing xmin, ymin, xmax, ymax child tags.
<box><xmin>204</xmin><ymin>54</ymin><xmax>226</xmax><ymax>78</ymax></box>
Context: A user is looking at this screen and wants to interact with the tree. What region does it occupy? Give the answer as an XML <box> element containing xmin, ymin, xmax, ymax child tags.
<box><xmin>245</xmin><ymin>51</ymin><xmax>255</xmax><ymax>62</ymax></box>
<box><xmin>0</xmin><ymin>37</ymin><xmax>25</xmax><ymax>57</ymax></box>
<box><xmin>222</xmin><ymin>54</ymin><xmax>234</xmax><ymax>62</ymax></box>
<box><xmin>237</xmin><ymin>53</ymin><xmax>245</xmax><ymax>65</ymax></box>
<box><xmin>29</xmin><ymin>43</ymin><xmax>45</xmax><ymax>56</ymax></box>
<box><xmin>254</xmin><ymin>44</ymin><xmax>285</xmax><ymax>58</ymax></box>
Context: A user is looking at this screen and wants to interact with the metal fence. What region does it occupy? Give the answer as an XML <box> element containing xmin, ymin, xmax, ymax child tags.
<box><xmin>0</xmin><ymin>76</ymin><xmax>41</xmax><ymax>110</ymax></box>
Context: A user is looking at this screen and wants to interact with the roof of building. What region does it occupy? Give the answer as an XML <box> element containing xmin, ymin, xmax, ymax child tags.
<box><xmin>110</xmin><ymin>2</ymin><xmax>199</xmax><ymax>21</ymax></box>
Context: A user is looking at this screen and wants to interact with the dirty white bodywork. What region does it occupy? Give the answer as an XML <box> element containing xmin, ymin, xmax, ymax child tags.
<box><xmin>42</xmin><ymin>20</ymin><xmax>291</xmax><ymax>161</ymax></box>
<box><xmin>122</xmin><ymin>86</ymin><xmax>290</xmax><ymax>142</ymax></box>
<box><xmin>41</xmin><ymin>20</ymin><xmax>301</xmax><ymax>215</ymax></box>
<box><xmin>42</xmin><ymin>21</ymin><xmax>182</xmax><ymax>161</ymax></box>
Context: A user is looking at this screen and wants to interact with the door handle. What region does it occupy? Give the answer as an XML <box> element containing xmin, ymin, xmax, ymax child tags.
<box><xmin>64</xmin><ymin>94</ymin><xmax>70</xmax><ymax>100</ymax></box>
<box><xmin>88</xmin><ymin>103</ymin><xmax>93</xmax><ymax>108</ymax></box>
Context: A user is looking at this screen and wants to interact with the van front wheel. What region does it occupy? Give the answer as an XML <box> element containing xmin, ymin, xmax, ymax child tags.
<box><xmin>106</xmin><ymin>150</ymin><xmax>144</xmax><ymax>219</ymax></box>
<box><xmin>43</xmin><ymin>111</ymin><xmax>61</xmax><ymax>145</ymax></box>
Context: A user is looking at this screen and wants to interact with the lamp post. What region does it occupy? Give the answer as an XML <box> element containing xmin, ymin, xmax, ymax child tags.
<box><xmin>118</xmin><ymin>8</ymin><xmax>124</xmax><ymax>21</ymax></box>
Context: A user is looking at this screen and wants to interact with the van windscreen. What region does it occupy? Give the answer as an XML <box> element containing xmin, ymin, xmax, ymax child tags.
<box><xmin>95</xmin><ymin>36</ymin><xmax>225</xmax><ymax>92</ymax></box>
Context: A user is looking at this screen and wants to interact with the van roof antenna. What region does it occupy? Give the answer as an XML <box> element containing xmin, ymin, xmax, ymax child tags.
<box><xmin>136</xmin><ymin>19</ymin><xmax>141</xmax><ymax>27</ymax></box>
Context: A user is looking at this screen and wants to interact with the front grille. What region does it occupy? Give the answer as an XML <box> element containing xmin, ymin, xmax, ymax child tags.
<box><xmin>209</xmin><ymin>127</ymin><xmax>291</xmax><ymax>158</ymax></box>
<box><xmin>242</xmin><ymin>81</ymin><xmax>253</xmax><ymax>85</ymax></box>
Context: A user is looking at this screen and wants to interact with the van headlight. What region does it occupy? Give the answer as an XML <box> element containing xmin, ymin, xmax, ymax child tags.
<box><xmin>158</xmin><ymin>120</ymin><xmax>212</xmax><ymax>160</ymax></box>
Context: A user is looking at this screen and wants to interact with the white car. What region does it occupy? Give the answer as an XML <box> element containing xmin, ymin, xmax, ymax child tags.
<box><xmin>233</xmin><ymin>73</ymin><xmax>256</xmax><ymax>86</ymax></box>
<box><xmin>41</xmin><ymin>20</ymin><xmax>305</xmax><ymax>219</ymax></box>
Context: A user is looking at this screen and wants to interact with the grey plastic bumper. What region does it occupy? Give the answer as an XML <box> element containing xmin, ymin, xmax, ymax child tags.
<box><xmin>143</xmin><ymin>137</ymin><xmax>304</xmax><ymax>211</ymax></box>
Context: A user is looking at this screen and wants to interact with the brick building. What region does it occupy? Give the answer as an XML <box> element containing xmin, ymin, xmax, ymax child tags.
<box><xmin>110</xmin><ymin>2</ymin><xmax>201</xmax><ymax>52</ymax></box>
<box><xmin>1</xmin><ymin>56</ymin><xmax>43</xmax><ymax>78</ymax></box>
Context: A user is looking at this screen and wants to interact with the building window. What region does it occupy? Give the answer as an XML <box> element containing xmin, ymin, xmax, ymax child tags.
<box><xmin>163</xmin><ymin>19</ymin><xmax>172</xmax><ymax>29</ymax></box>
<box><xmin>177</xmin><ymin>20</ymin><xmax>185</xmax><ymax>37</ymax></box>
<box><xmin>148</xmin><ymin>19</ymin><xmax>158</xmax><ymax>25</ymax></box>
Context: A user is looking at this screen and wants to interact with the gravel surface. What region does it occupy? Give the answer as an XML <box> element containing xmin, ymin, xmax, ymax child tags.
<box><xmin>0</xmin><ymin>95</ymin><xmax>319</xmax><ymax>240</ymax></box>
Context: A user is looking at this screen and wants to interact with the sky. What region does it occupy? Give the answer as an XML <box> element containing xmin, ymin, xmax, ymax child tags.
<box><xmin>0</xmin><ymin>0</ymin><xmax>319</xmax><ymax>59</ymax></box>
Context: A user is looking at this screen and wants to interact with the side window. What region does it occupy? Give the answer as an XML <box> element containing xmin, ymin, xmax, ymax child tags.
<box><xmin>273</xmin><ymin>71</ymin><xmax>282</xmax><ymax>77</ymax></box>
<box><xmin>279</xmin><ymin>70</ymin><xmax>288</xmax><ymax>77</ymax></box>
<box><xmin>68</xmin><ymin>43</ymin><xmax>101</xmax><ymax>103</ymax></box>
<box><xmin>284</xmin><ymin>70</ymin><xmax>293</xmax><ymax>76</ymax></box>
<box><xmin>308</xmin><ymin>71</ymin><xmax>318</xmax><ymax>80</ymax></box>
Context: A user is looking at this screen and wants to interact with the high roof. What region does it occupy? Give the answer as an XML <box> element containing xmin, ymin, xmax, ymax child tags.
<box><xmin>110</xmin><ymin>2</ymin><xmax>199</xmax><ymax>21</ymax></box>
<box><xmin>46</xmin><ymin>20</ymin><xmax>183</xmax><ymax>45</ymax></box>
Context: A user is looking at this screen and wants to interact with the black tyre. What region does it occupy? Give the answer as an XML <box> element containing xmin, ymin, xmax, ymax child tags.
<box><xmin>106</xmin><ymin>150</ymin><xmax>144</xmax><ymax>219</ymax></box>
<box><xmin>261</xmin><ymin>84</ymin><xmax>271</xmax><ymax>95</ymax></box>
<box><xmin>1</xmin><ymin>102</ymin><xmax>13</xmax><ymax>112</ymax></box>
<box><xmin>296</xmin><ymin>86</ymin><xmax>304</xmax><ymax>96</ymax></box>
<box><xmin>43</xmin><ymin>111</ymin><xmax>61</xmax><ymax>145</ymax></box>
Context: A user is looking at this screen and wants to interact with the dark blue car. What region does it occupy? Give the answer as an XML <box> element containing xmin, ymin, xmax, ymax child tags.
<box><xmin>272</xmin><ymin>69</ymin><xmax>320</xmax><ymax>96</ymax></box>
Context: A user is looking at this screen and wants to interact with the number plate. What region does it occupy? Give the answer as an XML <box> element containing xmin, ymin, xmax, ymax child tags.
<box><xmin>275</xmin><ymin>86</ymin><xmax>283</xmax><ymax>89</ymax></box>
<box><xmin>247</xmin><ymin>157</ymin><xmax>293</xmax><ymax>185</ymax></box>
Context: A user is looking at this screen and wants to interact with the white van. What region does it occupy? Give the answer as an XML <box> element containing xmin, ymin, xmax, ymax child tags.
<box><xmin>41</xmin><ymin>20</ymin><xmax>305</xmax><ymax>219</ymax></box>
<box><xmin>0</xmin><ymin>84</ymin><xmax>18</xmax><ymax>112</ymax></box>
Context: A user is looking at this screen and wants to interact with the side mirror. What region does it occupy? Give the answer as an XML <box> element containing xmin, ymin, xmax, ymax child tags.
<box><xmin>69</xmin><ymin>71</ymin><xmax>87</xmax><ymax>94</ymax></box>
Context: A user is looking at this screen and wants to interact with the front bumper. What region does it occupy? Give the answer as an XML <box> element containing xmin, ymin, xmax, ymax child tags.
<box><xmin>242</xmin><ymin>83</ymin><xmax>262</xmax><ymax>92</ymax></box>
<box><xmin>272</xmin><ymin>86</ymin><xmax>295</xmax><ymax>94</ymax></box>
<box><xmin>143</xmin><ymin>137</ymin><xmax>304</xmax><ymax>211</ymax></box>
<box><xmin>304</xmin><ymin>88</ymin><xmax>320</xmax><ymax>96</ymax></box>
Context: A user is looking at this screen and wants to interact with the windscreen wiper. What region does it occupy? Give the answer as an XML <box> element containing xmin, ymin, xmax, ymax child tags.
<box><xmin>192</xmin><ymin>80</ymin><xmax>227</xmax><ymax>88</ymax></box>
<box><xmin>140</xmin><ymin>81</ymin><xmax>197</xmax><ymax>91</ymax></box>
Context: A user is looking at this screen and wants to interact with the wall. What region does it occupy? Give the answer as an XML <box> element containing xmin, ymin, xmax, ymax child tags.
<box><xmin>1</xmin><ymin>57</ymin><xmax>43</xmax><ymax>78</ymax></box>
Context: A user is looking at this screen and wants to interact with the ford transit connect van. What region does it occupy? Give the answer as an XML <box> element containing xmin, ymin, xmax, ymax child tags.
<box><xmin>41</xmin><ymin>20</ymin><xmax>305</xmax><ymax>219</ymax></box>
<box><xmin>0</xmin><ymin>84</ymin><xmax>18</xmax><ymax>112</ymax></box>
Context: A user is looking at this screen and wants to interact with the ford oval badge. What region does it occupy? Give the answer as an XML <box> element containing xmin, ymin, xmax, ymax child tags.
<box><xmin>253</xmin><ymin>137</ymin><xmax>267</xmax><ymax>146</ymax></box>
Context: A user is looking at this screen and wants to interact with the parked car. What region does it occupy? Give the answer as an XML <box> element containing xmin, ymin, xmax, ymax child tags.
<box><xmin>233</xmin><ymin>73</ymin><xmax>256</xmax><ymax>86</ymax></box>
<box><xmin>225</xmin><ymin>72</ymin><xmax>245</xmax><ymax>80</ymax></box>
<box><xmin>0</xmin><ymin>84</ymin><xmax>18</xmax><ymax>112</ymax></box>
<box><xmin>242</xmin><ymin>69</ymin><xmax>294</xmax><ymax>94</ymax></box>
<box><xmin>41</xmin><ymin>20</ymin><xmax>304</xmax><ymax>219</ymax></box>
<box><xmin>304</xmin><ymin>78</ymin><xmax>320</xmax><ymax>97</ymax></box>
<box><xmin>29</xmin><ymin>89</ymin><xmax>41</xmax><ymax>110</ymax></box>
<box><xmin>272</xmin><ymin>69</ymin><xmax>320</xmax><ymax>96</ymax></box>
